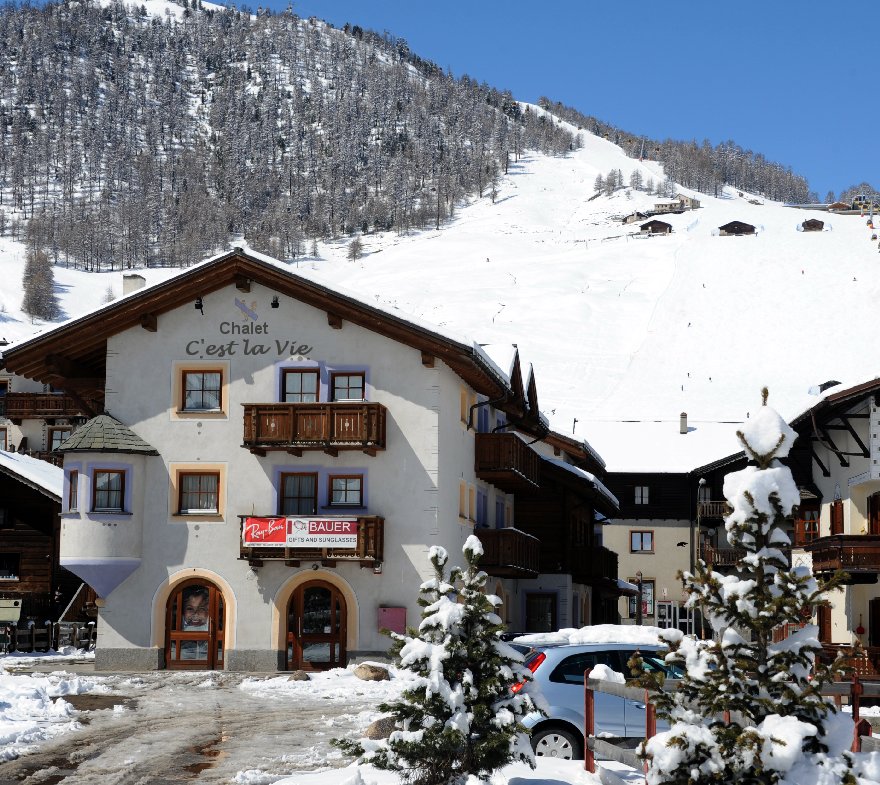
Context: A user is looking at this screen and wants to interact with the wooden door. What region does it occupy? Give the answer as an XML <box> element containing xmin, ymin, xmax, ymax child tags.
<box><xmin>817</xmin><ymin>604</ymin><xmax>832</xmax><ymax>643</ymax></box>
<box><xmin>287</xmin><ymin>581</ymin><xmax>347</xmax><ymax>670</ymax></box>
<box><xmin>869</xmin><ymin>493</ymin><xmax>880</xmax><ymax>535</ymax></box>
<box><xmin>870</xmin><ymin>598</ymin><xmax>880</xmax><ymax>647</ymax></box>
<box><xmin>165</xmin><ymin>580</ymin><xmax>225</xmax><ymax>670</ymax></box>
<box><xmin>525</xmin><ymin>593</ymin><xmax>557</xmax><ymax>633</ymax></box>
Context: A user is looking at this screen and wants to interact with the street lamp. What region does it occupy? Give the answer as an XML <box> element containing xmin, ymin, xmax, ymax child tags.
<box><xmin>635</xmin><ymin>571</ymin><xmax>643</xmax><ymax>626</ymax></box>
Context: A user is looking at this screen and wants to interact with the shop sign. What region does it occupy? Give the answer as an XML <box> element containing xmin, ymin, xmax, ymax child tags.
<box><xmin>243</xmin><ymin>517</ymin><xmax>359</xmax><ymax>548</ymax></box>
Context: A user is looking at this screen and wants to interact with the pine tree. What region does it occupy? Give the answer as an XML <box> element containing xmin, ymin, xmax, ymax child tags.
<box><xmin>336</xmin><ymin>537</ymin><xmax>535</xmax><ymax>785</ymax></box>
<box><xmin>637</xmin><ymin>390</ymin><xmax>857</xmax><ymax>785</ymax></box>
<box><xmin>347</xmin><ymin>236</ymin><xmax>363</xmax><ymax>261</ymax></box>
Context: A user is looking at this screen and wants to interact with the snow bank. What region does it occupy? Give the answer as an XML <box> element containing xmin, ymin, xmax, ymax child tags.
<box><xmin>513</xmin><ymin>624</ymin><xmax>664</xmax><ymax>647</ymax></box>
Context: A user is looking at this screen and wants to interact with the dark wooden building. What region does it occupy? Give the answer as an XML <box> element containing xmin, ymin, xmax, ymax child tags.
<box><xmin>640</xmin><ymin>220</ymin><xmax>673</xmax><ymax>236</ymax></box>
<box><xmin>0</xmin><ymin>452</ymin><xmax>91</xmax><ymax>623</ymax></box>
<box><xmin>801</xmin><ymin>218</ymin><xmax>825</xmax><ymax>232</ymax></box>
<box><xmin>718</xmin><ymin>221</ymin><xmax>756</xmax><ymax>236</ymax></box>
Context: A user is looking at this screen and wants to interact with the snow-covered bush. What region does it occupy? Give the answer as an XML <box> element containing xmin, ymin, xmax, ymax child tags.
<box><xmin>335</xmin><ymin>536</ymin><xmax>534</xmax><ymax>785</ymax></box>
<box><xmin>636</xmin><ymin>389</ymin><xmax>870</xmax><ymax>785</ymax></box>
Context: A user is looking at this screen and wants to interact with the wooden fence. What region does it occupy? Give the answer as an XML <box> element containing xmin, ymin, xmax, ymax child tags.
<box><xmin>1</xmin><ymin>621</ymin><xmax>97</xmax><ymax>654</ymax></box>
<box><xmin>583</xmin><ymin>672</ymin><xmax>880</xmax><ymax>775</ymax></box>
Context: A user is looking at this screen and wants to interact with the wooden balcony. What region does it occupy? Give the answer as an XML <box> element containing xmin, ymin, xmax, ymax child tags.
<box><xmin>239</xmin><ymin>515</ymin><xmax>383</xmax><ymax>567</ymax></box>
<box><xmin>697</xmin><ymin>500</ymin><xmax>729</xmax><ymax>522</ymax></box>
<box><xmin>805</xmin><ymin>535</ymin><xmax>880</xmax><ymax>583</ymax></box>
<box><xmin>474</xmin><ymin>432</ymin><xmax>540</xmax><ymax>493</ymax></box>
<box><xmin>474</xmin><ymin>527</ymin><xmax>540</xmax><ymax>577</ymax></box>
<box><xmin>242</xmin><ymin>403</ymin><xmax>387</xmax><ymax>456</ymax></box>
<box><xmin>1</xmin><ymin>393</ymin><xmax>84</xmax><ymax>423</ymax></box>
<box><xmin>702</xmin><ymin>545</ymin><xmax>792</xmax><ymax>569</ymax></box>
<box><xmin>570</xmin><ymin>544</ymin><xmax>618</xmax><ymax>585</ymax></box>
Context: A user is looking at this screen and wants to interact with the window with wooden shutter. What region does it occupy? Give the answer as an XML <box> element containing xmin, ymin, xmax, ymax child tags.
<box><xmin>830</xmin><ymin>500</ymin><xmax>844</xmax><ymax>535</ymax></box>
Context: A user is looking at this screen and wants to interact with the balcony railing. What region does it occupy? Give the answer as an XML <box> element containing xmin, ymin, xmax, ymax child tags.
<box><xmin>242</xmin><ymin>403</ymin><xmax>387</xmax><ymax>456</ymax></box>
<box><xmin>805</xmin><ymin>534</ymin><xmax>880</xmax><ymax>580</ymax></box>
<box><xmin>702</xmin><ymin>545</ymin><xmax>792</xmax><ymax>568</ymax></box>
<box><xmin>474</xmin><ymin>432</ymin><xmax>540</xmax><ymax>493</ymax></box>
<box><xmin>1</xmin><ymin>393</ymin><xmax>84</xmax><ymax>422</ymax></box>
<box><xmin>697</xmin><ymin>501</ymin><xmax>729</xmax><ymax>522</ymax></box>
<box><xmin>239</xmin><ymin>515</ymin><xmax>383</xmax><ymax>566</ymax></box>
<box><xmin>474</xmin><ymin>527</ymin><xmax>540</xmax><ymax>577</ymax></box>
<box><xmin>570</xmin><ymin>544</ymin><xmax>618</xmax><ymax>585</ymax></box>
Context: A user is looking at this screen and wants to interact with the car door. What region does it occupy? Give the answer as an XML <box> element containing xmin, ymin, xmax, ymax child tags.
<box><xmin>545</xmin><ymin>651</ymin><xmax>628</xmax><ymax>738</ymax></box>
<box><xmin>620</xmin><ymin>648</ymin><xmax>673</xmax><ymax>737</ymax></box>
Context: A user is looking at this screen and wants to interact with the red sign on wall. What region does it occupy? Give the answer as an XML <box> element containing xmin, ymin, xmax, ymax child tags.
<box><xmin>242</xmin><ymin>517</ymin><xmax>287</xmax><ymax>546</ymax></box>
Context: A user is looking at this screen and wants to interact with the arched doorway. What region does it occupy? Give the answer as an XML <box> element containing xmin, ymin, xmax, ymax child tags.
<box><xmin>287</xmin><ymin>580</ymin><xmax>347</xmax><ymax>670</ymax></box>
<box><xmin>165</xmin><ymin>579</ymin><xmax>225</xmax><ymax>670</ymax></box>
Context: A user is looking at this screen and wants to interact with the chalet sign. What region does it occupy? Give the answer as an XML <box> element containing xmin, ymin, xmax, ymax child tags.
<box><xmin>243</xmin><ymin>517</ymin><xmax>359</xmax><ymax>549</ymax></box>
<box><xmin>184</xmin><ymin>297</ymin><xmax>314</xmax><ymax>359</ymax></box>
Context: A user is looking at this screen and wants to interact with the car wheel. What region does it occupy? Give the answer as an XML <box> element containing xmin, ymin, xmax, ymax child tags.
<box><xmin>531</xmin><ymin>727</ymin><xmax>582</xmax><ymax>760</ymax></box>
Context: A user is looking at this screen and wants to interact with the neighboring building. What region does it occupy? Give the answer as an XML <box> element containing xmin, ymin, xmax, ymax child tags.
<box><xmin>718</xmin><ymin>221</ymin><xmax>756</xmax><ymax>236</ymax></box>
<box><xmin>801</xmin><ymin>218</ymin><xmax>825</xmax><ymax>232</ymax></box>
<box><xmin>0</xmin><ymin>369</ymin><xmax>91</xmax><ymax>463</ymax></box>
<box><xmin>828</xmin><ymin>201</ymin><xmax>852</xmax><ymax>212</ymax></box>
<box><xmin>0</xmin><ymin>451</ymin><xmax>94</xmax><ymax>622</ymax></box>
<box><xmin>677</xmin><ymin>195</ymin><xmax>701</xmax><ymax>210</ymax></box>
<box><xmin>3</xmin><ymin>248</ymin><xmax>626</xmax><ymax>671</ymax></box>
<box><xmin>639</xmin><ymin>220</ymin><xmax>672</xmax><ymax>236</ymax></box>
<box><xmin>653</xmin><ymin>200</ymin><xmax>681</xmax><ymax>214</ymax></box>
<box><xmin>790</xmin><ymin>380</ymin><xmax>880</xmax><ymax>663</ymax></box>
<box><xmin>622</xmin><ymin>212</ymin><xmax>648</xmax><ymax>225</ymax></box>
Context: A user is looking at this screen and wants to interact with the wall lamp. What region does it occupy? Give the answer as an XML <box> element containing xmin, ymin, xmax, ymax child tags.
<box><xmin>194</xmin><ymin>297</ymin><xmax>204</xmax><ymax>315</ymax></box>
<box><xmin>271</xmin><ymin>296</ymin><xmax>279</xmax><ymax>309</ymax></box>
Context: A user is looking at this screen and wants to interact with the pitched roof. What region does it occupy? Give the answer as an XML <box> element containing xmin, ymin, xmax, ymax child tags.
<box><xmin>0</xmin><ymin>450</ymin><xmax>63</xmax><ymax>500</ymax></box>
<box><xmin>2</xmin><ymin>248</ymin><xmax>537</xmax><ymax>429</ymax></box>
<box><xmin>58</xmin><ymin>414</ymin><xmax>159</xmax><ymax>455</ymax></box>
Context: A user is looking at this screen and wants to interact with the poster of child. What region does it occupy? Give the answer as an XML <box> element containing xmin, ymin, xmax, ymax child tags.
<box><xmin>180</xmin><ymin>585</ymin><xmax>210</xmax><ymax>660</ymax></box>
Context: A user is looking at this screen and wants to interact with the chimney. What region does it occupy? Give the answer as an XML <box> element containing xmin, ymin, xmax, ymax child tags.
<box><xmin>122</xmin><ymin>274</ymin><xmax>146</xmax><ymax>296</ymax></box>
<box><xmin>680</xmin><ymin>412</ymin><xmax>688</xmax><ymax>434</ymax></box>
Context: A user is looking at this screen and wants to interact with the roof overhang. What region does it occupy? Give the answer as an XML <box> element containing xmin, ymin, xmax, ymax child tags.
<box><xmin>3</xmin><ymin>249</ymin><xmax>531</xmax><ymax>421</ymax></box>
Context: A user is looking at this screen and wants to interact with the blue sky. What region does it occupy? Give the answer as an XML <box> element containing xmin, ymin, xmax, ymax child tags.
<box><xmin>257</xmin><ymin>1</ymin><xmax>876</xmax><ymax>201</ymax></box>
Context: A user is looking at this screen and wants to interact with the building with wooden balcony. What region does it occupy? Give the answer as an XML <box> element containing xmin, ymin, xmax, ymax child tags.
<box><xmin>3</xmin><ymin>248</ymin><xmax>624</xmax><ymax>671</ymax></box>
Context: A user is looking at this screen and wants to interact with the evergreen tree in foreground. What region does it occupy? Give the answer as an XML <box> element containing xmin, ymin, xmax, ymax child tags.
<box><xmin>336</xmin><ymin>536</ymin><xmax>534</xmax><ymax>785</ymax></box>
<box><xmin>637</xmin><ymin>390</ymin><xmax>868</xmax><ymax>785</ymax></box>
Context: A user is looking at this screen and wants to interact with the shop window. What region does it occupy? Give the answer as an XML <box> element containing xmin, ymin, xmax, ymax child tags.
<box><xmin>93</xmin><ymin>470</ymin><xmax>125</xmax><ymax>512</ymax></box>
<box><xmin>282</xmin><ymin>369</ymin><xmax>319</xmax><ymax>403</ymax></box>
<box><xmin>630</xmin><ymin>530</ymin><xmax>654</xmax><ymax>552</ymax></box>
<box><xmin>182</xmin><ymin>370</ymin><xmax>222</xmax><ymax>411</ymax></box>
<box><xmin>328</xmin><ymin>475</ymin><xmax>363</xmax><ymax>507</ymax></box>
<box><xmin>281</xmin><ymin>473</ymin><xmax>318</xmax><ymax>515</ymax></box>
<box><xmin>629</xmin><ymin>579</ymin><xmax>655</xmax><ymax>618</ymax></box>
<box><xmin>68</xmin><ymin>470</ymin><xmax>79</xmax><ymax>511</ymax></box>
<box><xmin>634</xmin><ymin>486</ymin><xmax>649</xmax><ymax>505</ymax></box>
<box><xmin>0</xmin><ymin>553</ymin><xmax>20</xmax><ymax>581</ymax></box>
<box><xmin>178</xmin><ymin>472</ymin><xmax>220</xmax><ymax>514</ymax></box>
<box><xmin>331</xmin><ymin>373</ymin><xmax>365</xmax><ymax>402</ymax></box>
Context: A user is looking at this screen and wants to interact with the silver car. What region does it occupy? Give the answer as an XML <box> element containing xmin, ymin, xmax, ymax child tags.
<box><xmin>518</xmin><ymin>642</ymin><xmax>677</xmax><ymax>759</ymax></box>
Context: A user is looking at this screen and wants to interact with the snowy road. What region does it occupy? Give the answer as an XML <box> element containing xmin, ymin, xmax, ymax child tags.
<box><xmin>0</xmin><ymin>668</ymin><xmax>396</xmax><ymax>785</ymax></box>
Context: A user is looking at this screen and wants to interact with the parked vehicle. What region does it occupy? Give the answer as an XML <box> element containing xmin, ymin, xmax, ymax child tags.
<box><xmin>516</xmin><ymin>642</ymin><xmax>680</xmax><ymax>760</ymax></box>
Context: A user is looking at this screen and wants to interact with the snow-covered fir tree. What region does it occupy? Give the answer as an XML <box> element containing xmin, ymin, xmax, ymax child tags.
<box><xmin>336</xmin><ymin>536</ymin><xmax>534</xmax><ymax>785</ymax></box>
<box><xmin>636</xmin><ymin>389</ymin><xmax>880</xmax><ymax>785</ymax></box>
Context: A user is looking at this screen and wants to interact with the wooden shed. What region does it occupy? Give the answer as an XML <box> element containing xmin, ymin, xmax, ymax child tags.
<box><xmin>622</xmin><ymin>211</ymin><xmax>648</xmax><ymax>225</ymax></box>
<box><xmin>718</xmin><ymin>221</ymin><xmax>756</xmax><ymax>236</ymax></box>
<box><xmin>801</xmin><ymin>218</ymin><xmax>825</xmax><ymax>232</ymax></box>
<box><xmin>640</xmin><ymin>220</ymin><xmax>672</xmax><ymax>235</ymax></box>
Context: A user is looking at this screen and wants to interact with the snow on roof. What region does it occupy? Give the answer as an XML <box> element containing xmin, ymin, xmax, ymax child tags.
<box><xmin>580</xmin><ymin>419</ymin><xmax>744</xmax><ymax>474</ymax></box>
<box><xmin>514</xmin><ymin>624</ymin><xmax>665</xmax><ymax>647</ymax></box>
<box><xmin>0</xmin><ymin>451</ymin><xmax>63</xmax><ymax>500</ymax></box>
<box><xmin>543</xmin><ymin>457</ymin><xmax>619</xmax><ymax>508</ymax></box>
<box><xmin>479</xmin><ymin>344</ymin><xmax>519</xmax><ymax>381</ymax></box>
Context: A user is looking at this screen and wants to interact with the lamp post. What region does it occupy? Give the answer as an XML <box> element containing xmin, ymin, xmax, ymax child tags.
<box><xmin>635</xmin><ymin>570</ymin><xmax>643</xmax><ymax>626</ymax></box>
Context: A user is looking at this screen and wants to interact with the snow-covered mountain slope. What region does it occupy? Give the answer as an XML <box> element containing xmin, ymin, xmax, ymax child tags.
<box><xmin>1</xmin><ymin>117</ymin><xmax>875</xmax><ymax>469</ymax></box>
